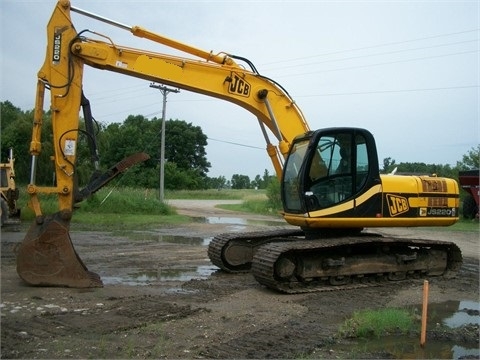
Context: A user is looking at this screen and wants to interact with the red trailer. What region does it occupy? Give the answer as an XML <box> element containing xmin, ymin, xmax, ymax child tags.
<box><xmin>459</xmin><ymin>169</ymin><xmax>479</xmax><ymax>219</ymax></box>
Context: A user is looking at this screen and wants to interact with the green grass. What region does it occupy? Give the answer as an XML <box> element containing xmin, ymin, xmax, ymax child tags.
<box><xmin>70</xmin><ymin>213</ymin><xmax>190</xmax><ymax>231</ymax></box>
<box><xmin>339</xmin><ymin>308</ymin><xmax>416</xmax><ymax>338</ymax></box>
<box><xmin>217</xmin><ymin>190</ymin><xmax>283</xmax><ymax>216</ymax></box>
<box><xmin>165</xmin><ymin>188</ymin><xmax>259</xmax><ymax>200</ymax></box>
<box><xmin>16</xmin><ymin>187</ymin><xmax>268</xmax><ymax>230</ymax></box>
<box><xmin>443</xmin><ymin>219</ymin><xmax>479</xmax><ymax>232</ymax></box>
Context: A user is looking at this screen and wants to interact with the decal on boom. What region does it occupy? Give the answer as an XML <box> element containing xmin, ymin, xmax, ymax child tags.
<box><xmin>228</xmin><ymin>72</ymin><xmax>250</xmax><ymax>97</ymax></box>
<box><xmin>52</xmin><ymin>33</ymin><xmax>62</xmax><ymax>64</ymax></box>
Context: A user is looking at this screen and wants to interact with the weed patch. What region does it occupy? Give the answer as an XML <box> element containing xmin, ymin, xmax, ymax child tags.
<box><xmin>339</xmin><ymin>308</ymin><xmax>415</xmax><ymax>338</ymax></box>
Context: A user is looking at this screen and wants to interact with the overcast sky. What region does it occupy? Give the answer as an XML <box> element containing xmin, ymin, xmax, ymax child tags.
<box><xmin>1</xmin><ymin>0</ymin><xmax>478</xmax><ymax>179</ymax></box>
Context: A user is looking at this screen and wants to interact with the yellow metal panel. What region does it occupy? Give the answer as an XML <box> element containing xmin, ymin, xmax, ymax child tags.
<box><xmin>283</xmin><ymin>214</ymin><xmax>458</xmax><ymax>228</ymax></box>
<box><xmin>307</xmin><ymin>184</ymin><xmax>382</xmax><ymax>217</ymax></box>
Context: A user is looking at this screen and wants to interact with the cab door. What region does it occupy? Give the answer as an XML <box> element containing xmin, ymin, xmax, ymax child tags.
<box><xmin>282</xmin><ymin>128</ymin><xmax>381</xmax><ymax>217</ymax></box>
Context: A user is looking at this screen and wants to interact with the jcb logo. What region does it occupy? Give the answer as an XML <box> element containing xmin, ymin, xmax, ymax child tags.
<box><xmin>386</xmin><ymin>194</ymin><xmax>409</xmax><ymax>217</ymax></box>
<box><xmin>228</xmin><ymin>73</ymin><xmax>250</xmax><ymax>97</ymax></box>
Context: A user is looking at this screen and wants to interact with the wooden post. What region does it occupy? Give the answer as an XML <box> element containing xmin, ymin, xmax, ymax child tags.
<box><xmin>420</xmin><ymin>280</ymin><xmax>429</xmax><ymax>347</ymax></box>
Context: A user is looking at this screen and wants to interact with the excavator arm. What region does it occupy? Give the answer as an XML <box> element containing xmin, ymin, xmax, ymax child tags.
<box><xmin>17</xmin><ymin>0</ymin><xmax>309</xmax><ymax>288</ymax></box>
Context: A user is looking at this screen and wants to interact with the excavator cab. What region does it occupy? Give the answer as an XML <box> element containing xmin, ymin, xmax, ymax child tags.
<box><xmin>282</xmin><ymin>126</ymin><xmax>459</xmax><ymax>232</ymax></box>
<box><xmin>282</xmin><ymin>128</ymin><xmax>380</xmax><ymax>217</ymax></box>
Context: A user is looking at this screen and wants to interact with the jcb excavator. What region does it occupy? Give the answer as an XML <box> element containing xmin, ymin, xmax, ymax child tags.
<box><xmin>16</xmin><ymin>0</ymin><xmax>462</xmax><ymax>292</ymax></box>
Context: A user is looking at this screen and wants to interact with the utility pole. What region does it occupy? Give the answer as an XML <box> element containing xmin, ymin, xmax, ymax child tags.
<box><xmin>150</xmin><ymin>83</ymin><xmax>180</xmax><ymax>202</ymax></box>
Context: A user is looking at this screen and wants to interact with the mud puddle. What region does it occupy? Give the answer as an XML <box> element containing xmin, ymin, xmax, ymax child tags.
<box><xmin>125</xmin><ymin>231</ymin><xmax>212</xmax><ymax>246</ymax></box>
<box><xmin>207</xmin><ymin>216</ymin><xmax>282</xmax><ymax>226</ymax></box>
<box><xmin>193</xmin><ymin>215</ymin><xmax>284</xmax><ymax>228</ymax></box>
<box><xmin>438</xmin><ymin>300</ymin><xmax>480</xmax><ymax>328</ymax></box>
<box><xmin>331</xmin><ymin>300</ymin><xmax>480</xmax><ymax>359</ymax></box>
<box><xmin>338</xmin><ymin>336</ymin><xmax>479</xmax><ymax>359</ymax></box>
<box><xmin>100</xmin><ymin>232</ymin><xmax>218</xmax><ymax>288</ymax></box>
<box><xmin>101</xmin><ymin>265</ymin><xmax>217</xmax><ymax>286</ymax></box>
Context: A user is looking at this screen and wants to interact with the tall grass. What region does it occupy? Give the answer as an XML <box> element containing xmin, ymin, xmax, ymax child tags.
<box><xmin>17</xmin><ymin>187</ymin><xmax>275</xmax><ymax>228</ymax></box>
<box><xmin>77</xmin><ymin>188</ymin><xmax>171</xmax><ymax>215</ymax></box>
<box><xmin>19</xmin><ymin>187</ymin><xmax>173</xmax><ymax>219</ymax></box>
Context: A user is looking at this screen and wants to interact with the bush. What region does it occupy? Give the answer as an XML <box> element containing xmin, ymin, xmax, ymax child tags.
<box><xmin>266</xmin><ymin>178</ymin><xmax>282</xmax><ymax>211</ymax></box>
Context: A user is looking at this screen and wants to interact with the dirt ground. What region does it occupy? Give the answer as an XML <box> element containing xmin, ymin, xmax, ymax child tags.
<box><xmin>1</xmin><ymin>200</ymin><xmax>479</xmax><ymax>359</ymax></box>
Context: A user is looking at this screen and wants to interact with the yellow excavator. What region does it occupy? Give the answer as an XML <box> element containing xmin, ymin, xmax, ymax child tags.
<box><xmin>16</xmin><ymin>0</ymin><xmax>462</xmax><ymax>292</ymax></box>
<box><xmin>1</xmin><ymin>148</ymin><xmax>21</xmax><ymax>227</ymax></box>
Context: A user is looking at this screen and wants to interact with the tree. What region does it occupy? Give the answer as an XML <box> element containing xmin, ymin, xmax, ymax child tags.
<box><xmin>164</xmin><ymin>162</ymin><xmax>205</xmax><ymax>190</ymax></box>
<box><xmin>1</xmin><ymin>102</ymin><xmax>33</xmax><ymax>184</ymax></box>
<box><xmin>457</xmin><ymin>145</ymin><xmax>480</xmax><ymax>170</ymax></box>
<box><xmin>205</xmin><ymin>176</ymin><xmax>227</xmax><ymax>189</ymax></box>
<box><xmin>262</xmin><ymin>169</ymin><xmax>276</xmax><ymax>189</ymax></box>
<box><xmin>164</xmin><ymin>119</ymin><xmax>210</xmax><ymax>176</ymax></box>
<box><xmin>231</xmin><ymin>174</ymin><xmax>251</xmax><ymax>189</ymax></box>
<box><xmin>382</xmin><ymin>157</ymin><xmax>396</xmax><ymax>173</ymax></box>
<box><xmin>1</xmin><ymin>103</ymin><xmax>58</xmax><ymax>185</ymax></box>
<box><xmin>252</xmin><ymin>175</ymin><xmax>262</xmax><ymax>189</ymax></box>
<box><xmin>249</xmin><ymin>169</ymin><xmax>275</xmax><ymax>189</ymax></box>
<box><xmin>266</xmin><ymin>177</ymin><xmax>282</xmax><ymax>210</ymax></box>
<box><xmin>101</xmin><ymin>115</ymin><xmax>158</xmax><ymax>166</ymax></box>
<box><xmin>95</xmin><ymin>116</ymin><xmax>211</xmax><ymax>189</ymax></box>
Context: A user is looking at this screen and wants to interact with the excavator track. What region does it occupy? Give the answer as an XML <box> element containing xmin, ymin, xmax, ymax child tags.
<box><xmin>208</xmin><ymin>230</ymin><xmax>462</xmax><ymax>294</ymax></box>
<box><xmin>251</xmin><ymin>236</ymin><xmax>462</xmax><ymax>293</ymax></box>
<box><xmin>208</xmin><ymin>229</ymin><xmax>304</xmax><ymax>272</ymax></box>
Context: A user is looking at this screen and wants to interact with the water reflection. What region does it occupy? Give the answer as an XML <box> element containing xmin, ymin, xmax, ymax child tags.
<box><xmin>344</xmin><ymin>336</ymin><xmax>479</xmax><ymax>359</ymax></box>
<box><xmin>206</xmin><ymin>217</ymin><xmax>247</xmax><ymax>225</ymax></box>
<box><xmin>125</xmin><ymin>232</ymin><xmax>211</xmax><ymax>245</ymax></box>
<box><xmin>102</xmin><ymin>265</ymin><xmax>217</xmax><ymax>286</ymax></box>
<box><xmin>442</xmin><ymin>300</ymin><xmax>480</xmax><ymax>328</ymax></box>
<box><xmin>191</xmin><ymin>216</ymin><xmax>284</xmax><ymax>227</ymax></box>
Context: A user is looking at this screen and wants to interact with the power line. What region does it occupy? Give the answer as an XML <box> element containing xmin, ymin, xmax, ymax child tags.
<box><xmin>299</xmin><ymin>85</ymin><xmax>479</xmax><ymax>98</ymax></box>
<box><xmin>208</xmin><ymin>137</ymin><xmax>264</xmax><ymax>150</ymax></box>
<box><xmin>277</xmin><ymin>49</ymin><xmax>478</xmax><ymax>78</ymax></box>
<box><xmin>265</xmin><ymin>39</ymin><xmax>478</xmax><ymax>71</ymax></box>
<box><xmin>93</xmin><ymin>80</ymin><xmax>478</xmax><ymax>120</ymax></box>
<box><xmin>262</xmin><ymin>29</ymin><xmax>479</xmax><ymax>66</ymax></box>
<box><xmin>86</xmin><ymin>83</ymin><xmax>147</xmax><ymax>98</ymax></box>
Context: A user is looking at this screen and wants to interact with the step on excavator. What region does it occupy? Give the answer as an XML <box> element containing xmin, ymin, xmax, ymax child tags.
<box><xmin>16</xmin><ymin>0</ymin><xmax>462</xmax><ymax>292</ymax></box>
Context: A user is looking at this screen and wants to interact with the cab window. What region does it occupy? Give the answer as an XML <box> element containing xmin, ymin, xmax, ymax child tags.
<box><xmin>305</xmin><ymin>132</ymin><xmax>369</xmax><ymax>210</ymax></box>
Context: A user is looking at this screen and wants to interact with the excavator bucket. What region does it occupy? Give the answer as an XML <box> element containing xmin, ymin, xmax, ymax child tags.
<box><xmin>16</xmin><ymin>211</ymin><xmax>103</xmax><ymax>288</ymax></box>
<box><xmin>15</xmin><ymin>152</ymin><xmax>150</xmax><ymax>288</ymax></box>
